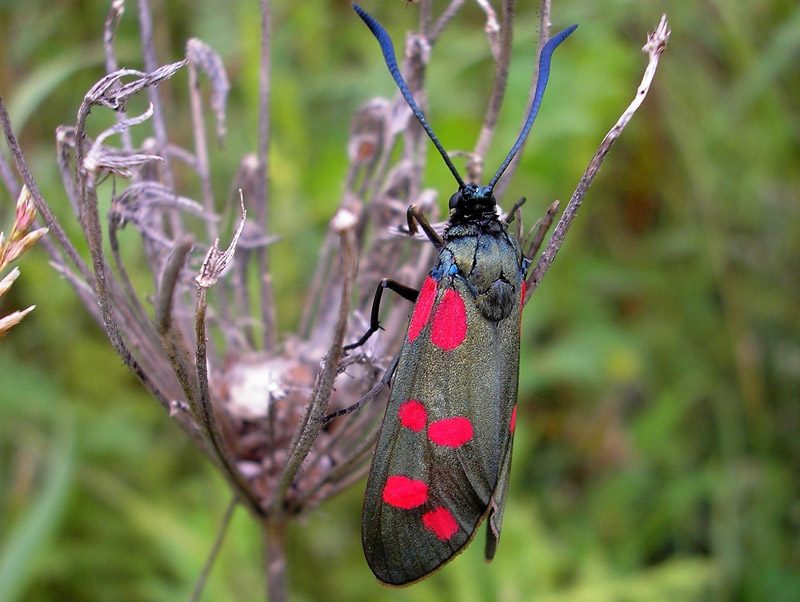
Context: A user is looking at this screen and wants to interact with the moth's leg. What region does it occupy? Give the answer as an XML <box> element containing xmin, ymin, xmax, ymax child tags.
<box><xmin>407</xmin><ymin>204</ymin><xmax>444</xmax><ymax>248</ymax></box>
<box><xmin>344</xmin><ymin>278</ymin><xmax>419</xmax><ymax>351</ymax></box>
<box><xmin>323</xmin><ymin>354</ymin><xmax>401</xmax><ymax>423</ymax></box>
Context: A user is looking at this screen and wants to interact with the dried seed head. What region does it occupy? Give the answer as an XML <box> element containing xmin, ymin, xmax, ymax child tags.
<box><xmin>1</xmin><ymin>228</ymin><xmax>48</xmax><ymax>268</ymax></box>
<box><xmin>13</xmin><ymin>186</ymin><xmax>36</xmax><ymax>235</ymax></box>
<box><xmin>0</xmin><ymin>268</ymin><xmax>36</xmax><ymax>337</ymax></box>
<box><xmin>0</xmin><ymin>266</ymin><xmax>20</xmax><ymax>297</ymax></box>
<box><xmin>1</xmin><ymin>185</ymin><xmax>47</xmax><ymax>271</ymax></box>
<box><xmin>0</xmin><ymin>304</ymin><xmax>36</xmax><ymax>337</ymax></box>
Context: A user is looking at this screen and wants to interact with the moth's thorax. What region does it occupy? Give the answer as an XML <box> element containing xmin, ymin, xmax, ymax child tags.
<box><xmin>435</xmin><ymin>218</ymin><xmax>524</xmax><ymax>322</ymax></box>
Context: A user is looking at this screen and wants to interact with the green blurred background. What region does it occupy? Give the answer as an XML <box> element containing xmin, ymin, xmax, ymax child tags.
<box><xmin>1</xmin><ymin>0</ymin><xmax>798</xmax><ymax>600</ymax></box>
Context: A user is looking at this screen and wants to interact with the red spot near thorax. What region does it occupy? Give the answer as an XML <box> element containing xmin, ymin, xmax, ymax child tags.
<box><xmin>382</xmin><ymin>475</ymin><xmax>429</xmax><ymax>509</ymax></box>
<box><xmin>398</xmin><ymin>400</ymin><xmax>427</xmax><ymax>432</ymax></box>
<box><xmin>408</xmin><ymin>277</ymin><xmax>437</xmax><ymax>342</ymax></box>
<box><xmin>422</xmin><ymin>507</ymin><xmax>458</xmax><ymax>541</ymax></box>
<box><xmin>428</xmin><ymin>416</ymin><xmax>473</xmax><ymax>447</ymax></box>
<box><xmin>430</xmin><ymin>289</ymin><xmax>467</xmax><ymax>351</ymax></box>
<box><xmin>510</xmin><ymin>405</ymin><xmax>517</xmax><ymax>433</ymax></box>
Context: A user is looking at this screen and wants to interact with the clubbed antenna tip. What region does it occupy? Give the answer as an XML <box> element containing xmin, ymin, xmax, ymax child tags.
<box><xmin>487</xmin><ymin>24</ymin><xmax>577</xmax><ymax>191</ymax></box>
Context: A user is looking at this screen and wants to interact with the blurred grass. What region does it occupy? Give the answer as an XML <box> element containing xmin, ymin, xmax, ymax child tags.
<box><xmin>1</xmin><ymin>0</ymin><xmax>798</xmax><ymax>600</ymax></box>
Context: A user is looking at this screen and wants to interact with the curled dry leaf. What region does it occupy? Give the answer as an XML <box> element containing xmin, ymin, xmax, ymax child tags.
<box><xmin>84</xmin><ymin>60</ymin><xmax>188</xmax><ymax>112</ymax></box>
<box><xmin>82</xmin><ymin>106</ymin><xmax>163</xmax><ymax>177</ymax></box>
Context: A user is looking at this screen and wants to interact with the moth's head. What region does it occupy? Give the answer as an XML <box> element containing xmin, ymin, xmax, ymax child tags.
<box><xmin>448</xmin><ymin>184</ymin><xmax>496</xmax><ymax>221</ymax></box>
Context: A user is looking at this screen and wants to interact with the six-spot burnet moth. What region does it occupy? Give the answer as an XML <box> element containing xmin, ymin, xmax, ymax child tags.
<box><xmin>346</xmin><ymin>3</ymin><xmax>576</xmax><ymax>586</ymax></box>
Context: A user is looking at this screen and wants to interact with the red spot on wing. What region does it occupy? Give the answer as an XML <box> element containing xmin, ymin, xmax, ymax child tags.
<box><xmin>398</xmin><ymin>400</ymin><xmax>427</xmax><ymax>432</ymax></box>
<box><xmin>382</xmin><ymin>475</ymin><xmax>429</xmax><ymax>509</ymax></box>
<box><xmin>408</xmin><ymin>277</ymin><xmax>437</xmax><ymax>342</ymax></box>
<box><xmin>428</xmin><ymin>416</ymin><xmax>473</xmax><ymax>447</ymax></box>
<box><xmin>430</xmin><ymin>289</ymin><xmax>467</xmax><ymax>351</ymax></box>
<box><xmin>422</xmin><ymin>506</ymin><xmax>458</xmax><ymax>541</ymax></box>
<box><xmin>520</xmin><ymin>281</ymin><xmax>528</xmax><ymax>308</ymax></box>
<box><xmin>510</xmin><ymin>405</ymin><xmax>517</xmax><ymax>433</ymax></box>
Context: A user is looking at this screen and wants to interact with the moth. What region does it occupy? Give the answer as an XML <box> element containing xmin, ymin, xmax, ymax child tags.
<box><xmin>348</xmin><ymin>3</ymin><xmax>575</xmax><ymax>585</ymax></box>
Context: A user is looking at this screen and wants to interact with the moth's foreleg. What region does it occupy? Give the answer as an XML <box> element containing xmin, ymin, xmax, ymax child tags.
<box><xmin>407</xmin><ymin>204</ymin><xmax>444</xmax><ymax>248</ymax></box>
<box><xmin>344</xmin><ymin>278</ymin><xmax>419</xmax><ymax>351</ymax></box>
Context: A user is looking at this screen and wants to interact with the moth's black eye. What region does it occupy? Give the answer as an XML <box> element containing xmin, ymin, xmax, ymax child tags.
<box><xmin>448</xmin><ymin>192</ymin><xmax>461</xmax><ymax>210</ymax></box>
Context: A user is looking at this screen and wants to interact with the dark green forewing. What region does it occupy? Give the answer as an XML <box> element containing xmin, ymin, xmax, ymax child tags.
<box><xmin>362</xmin><ymin>227</ymin><xmax>523</xmax><ymax>585</ymax></box>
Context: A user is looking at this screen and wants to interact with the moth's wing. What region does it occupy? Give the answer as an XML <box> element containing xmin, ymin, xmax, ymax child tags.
<box><xmin>485</xmin><ymin>422</ymin><xmax>514</xmax><ymax>560</ymax></box>
<box><xmin>362</xmin><ymin>276</ymin><xmax>520</xmax><ymax>585</ymax></box>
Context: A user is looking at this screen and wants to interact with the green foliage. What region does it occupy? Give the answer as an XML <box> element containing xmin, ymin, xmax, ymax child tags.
<box><xmin>1</xmin><ymin>0</ymin><xmax>798</xmax><ymax>600</ymax></box>
<box><xmin>0</xmin><ymin>354</ymin><xmax>75</xmax><ymax>602</ymax></box>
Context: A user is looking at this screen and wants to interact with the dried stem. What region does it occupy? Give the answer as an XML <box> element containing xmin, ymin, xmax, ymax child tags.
<box><xmin>193</xmin><ymin>204</ymin><xmax>264</xmax><ymax>514</ymax></box>
<box><xmin>264</xmin><ymin>520</ymin><xmax>287</xmax><ymax>602</ymax></box>
<box><xmin>272</xmin><ymin>215</ymin><xmax>358</xmax><ymax>516</ymax></box>
<box><xmin>525</xmin><ymin>199</ymin><xmax>558</xmax><ymax>254</ymax></box>
<box><xmin>256</xmin><ymin>0</ymin><xmax>277</xmax><ymax>350</ymax></box>
<box><xmin>187</xmin><ymin>54</ymin><xmax>218</xmax><ymax>242</ymax></box>
<box><xmin>494</xmin><ymin>0</ymin><xmax>552</xmax><ymax>200</ymax></box>
<box><xmin>136</xmin><ymin>0</ymin><xmax>178</xmax><ymax>199</ymax></box>
<box><xmin>474</xmin><ymin>0</ymin><xmax>501</xmax><ymax>59</ymax></box>
<box><xmin>190</xmin><ymin>497</ymin><xmax>237</xmax><ymax>602</ymax></box>
<box><xmin>0</xmin><ymin>98</ymin><xmax>92</xmax><ymax>283</ymax></box>
<box><xmin>103</xmin><ymin>0</ymin><xmax>132</xmax><ymax>151</ymax></box>
<box><xmin>469</xmin><ymin>0</ymin><xmax>515</xmax><ymax>184</ymax></box>
<box><xmin>74</xmin><ymin>106</ymin><xmax>156</xmax><ymax>399</ymax></box>
<box><xmin>0</xmin><ymin>140</ymin><xmax>18</xmax><ymax>195</ymax></box>
<box><xmin>195</xmin><ymin>281</ymin><xmax>265</xmax><ymax>516</ymax></box>
<box><xmin>156</xmin><ymin>243</ymin><xmax>201</xmax><ymax>424</ymax></box>
<box><xmin>419</xmin><ymin>0</ymin><xmax>433</xmax><ymax>36</ymax></box>
<box><xmin>428</xmin><ymin>0</ymin><xmax>466</xmax><ymax>45</ymax></box>
<box><xmin>296</xmin><ymin>427</ymin><xmax>378</xmax><ymax>510</ymax></box>
<box><xmin>156</xmin><ymin>236</ymin><xmax>193</xmax><ymax>334</ymax></box>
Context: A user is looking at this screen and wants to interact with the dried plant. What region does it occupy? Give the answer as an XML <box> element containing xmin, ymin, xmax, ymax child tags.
<box><xmin>0</xmin><ymin>0</ymin><xmax>668</xmax><ymax>599</ymax></box>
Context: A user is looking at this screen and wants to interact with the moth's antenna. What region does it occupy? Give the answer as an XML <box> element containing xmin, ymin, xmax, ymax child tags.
<box><xmin>487</xmin><ymin>24</ymin><xmax>577</xmax><ymax>191</ymax></box>
<box><xmin>354</xmin><ymin>3</ymin><xmax>466</xmax><ymax>189</ymax></box>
